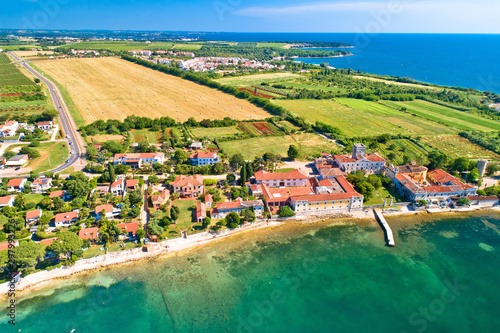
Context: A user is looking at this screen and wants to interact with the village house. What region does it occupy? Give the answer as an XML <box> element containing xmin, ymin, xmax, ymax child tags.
<box><xmin>467</xmin><ymin>196</ymin><xmax>499</xmax><ymax>207</ymax></box>
<box><xmin>40</xmin><ymin>238</ymin><xmax>57</xmax><ymax>247</ymax></box>
<box><xmin>0</xmin><ymin>120</ymin><xmax>19</xmax><ymax>138</ymax></box>
<box><xmin>195</xmin><ymin>202</ymin><xmax>207</xmax><ymax>222</ymax></box>
<box><xmin>31</xmin><ymin>178</ymin><xmax>53</xmax><ymax>193</ymax></box>
<box><xmin>110</xmin><ymin>178</ymin><xmax>126</xmax><ymax>196</ymax></box>
<box><xmin>8</xmin><ymin>178</ymin><xmax>27</xmax><ymax>192</ymax></box>
<box><xmin>113</xmin><ymin>152</ymin><xmax>165</xmax><ymax>168</ymax></box>
<box><xmin>50</xmin><ymin>190</ymin><xmax>70</xmax><ymax>201</ymax></box>
<box><xmin>54</xmin><ymin>210</ymin><xmax>79</xmax><ymax>227</ymax></box>
<box><xmin>151</xmin><ymin>189</ymin><xmax>170</xmax><ymax>210</ymax></box>
<box><xmin>190</xmin><ymin>151</ymin><xmax>220</xmax><ymax>166</ymax></box>
<box><xmin>190</xmin><ymin>141</ymin><xmax>203</xmax><ymax>150</ymax></box>
<box><xmin>254</xmin><ymin>169</ymin><xmax>308</xmax><ymax>188</ymax></box>
<box><xmin>117</xmin><ymin>221</ymin><xmax>140</xmax><ymax>238</ymax></box>
<box><xmin>171</xmin><ymin>175</ymin><xmax>204</xmax><ymax>198</ymax></box>
<box><xmin>5</xmin><ymin>154</ymin><xmax>29</xmax><ymax>168</ymax></box>
<box><xmin>37</xmin><ymin>121</ymin><xmax>53</xmax><ymax>131</ymax></box>
<box><xmin>205</xmin><ymin>194</ymin><xmax>213</xmax><ymax>208</ymax></box>
<box><xmin>211</xmin><ymin>199</ymin><xmax>264</xmax><ymax>219</ymax></box>
<box><xmin>333</xmin><ymin>144</ymin><xmax>386</xmax><ymax>175</ymax></box>
<box><xmin>25</xmin><ymin>209</ymin><xmax>42</xmax><ymax>225</ymax></box>
<box><xmin>78</xmin><ymin>227</ymin><xmax>100</xmax><ymax>242</ymax></box>
<box><xmin>94</xmin><ymin>204</ymin><xmax>121</xmax><ymax>219</ymax></box>
<box><xmin>126</xmin><ymin>179</ymin><xmax>139</xmax><ymax>192</ymax></box>
<box><xmin>0</xmin><ymin>195</ymin><xmax>16</xmax><ymax>208</ymax></box>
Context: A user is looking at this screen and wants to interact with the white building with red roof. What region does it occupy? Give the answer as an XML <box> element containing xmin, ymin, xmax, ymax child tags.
<box><xmin>79</xmin><ymin>227</ymin><xmax>100</xmax><ymax>241</ymax></box>
<box><xmin>31</xmin><ymin>177</ymin><xmax>52</xmax><ymax>193</ymax></box>
<box><xmin>117</xmin><ymin>221</ymin><xmax>141</xmax><ymax>238</ymax></box>
<box><xmin>0</xmin><ymin>195</ymin><xmax>16</xmax><ymax>207</ymax></box>
<box><xmin>37</xmin><ymin>121</ymin><xmax>53</xmax><ymax>131</ymax></box>
<box><xmin>0</xmin><ymin>120</ymin><xmax>19</xmax><ymax>138</ymax></box>
<box><xmin>171</xmin><ymin>175</ymin><xmax>204</xmax><ymax>198</ymax></box>
<box><xmin>54</xmin><ymin>210</ymin><xmax>79</xmax><ymax>227</ymax></box>
<box><xmin>211</xmin><ymin>199</ymin><xmax>264</xmax><ymax>219</ymax></box>
<box><xmin>110</xmin><ymin>178</ymin><xmax>125</xmax><ymax>196</ymax></box>
<box><xmin>190</xmin><ymin>151</ymin><xmax>220</xmax><ymax>166</ymax></box>
<box><xmin>26</xmin><ymin>209</ymin><xmax>42</xmax><ymax>225</ymax></box>
<box><xmin>8</xmin><ymin>178</ymin><xmax>27</xmax><ymax>192</ymax></box>
<box><xmin>334</xmin><ymin>144</ymin><xmax>386</xmax><ymax>175</ymax></box>
<box><xmin>113</xmin><ymin>152</ymin><xmax>165</xmax><ymax>168</ymax></box>
<box><xmin>254</xmin><ymin>169</ymin><xmax>308</xmax><ymax>187</ymax></box>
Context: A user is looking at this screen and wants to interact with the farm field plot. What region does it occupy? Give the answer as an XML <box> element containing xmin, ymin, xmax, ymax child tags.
<box><xmin>352</xmin><ymin>76</ymin><xmax>442</xmax><ymax>90</ymax></box>
<box><xmin>35</xmin><ymin>57</ymin><xmax>271</xmax><ymax>125</ymax></box>
<box><xmin>216</xmin><ymin>73</ymin><xmax>302</xmax><ymax>86</ymax></box>
<box><xmin>274</xmin><ymin>99</ymin><xmax>453</xmax><ymax>137</ymax></box>
<box><xmin>219</xmin><ymin>132</ymin><xmax>339</xmax><ymax>160</ymax></box>
<box><xmin>12</xmin><ymin>50</ymin><xmax>55</xmax><ymax>57</ymax></box>
<box><xmin>380</xmin><ymin>100</ymin><xmax>500</xmax><ymax>132</ymax></box>
<box><xmin>256</xmin><ymin>43</ymin><xmax>287</xmax><ymax>48</ymax></box>
<box><xmin>191</xmin><ymin>126</ymin><xmax>241</xmax><ymax>138</ymax></box>
<box><xmin>238</xmin><ymin>122</ymin><xmax>282</xmax><ymax>136</ymax></box>
<box><xmin>88</xmin><ymin>134</ymin><xmax>125</xmax><ymax>144</ymax></box>
<box><xmin>0</xmin><ymin>54</ymin><xmax>35</xmax><ymax>86</ymax></box>
<box><xmin>59</xmin><ymin>41</ymin><xmax>200</xmax><ymax>52</ymax></box>
<box><xmin>422</xmin><ymin>135</ymin><xmax>500</xmax><ymax>161</ymax></box>
<box><xmin>277</xmin><ymin>81</ymin><xmax>347</xmax><ymax>93</ymax></box>
<box><xmin>131</xmin><ymin>129</ymin><xmax>162</xmax><ymax>143</ymax></box>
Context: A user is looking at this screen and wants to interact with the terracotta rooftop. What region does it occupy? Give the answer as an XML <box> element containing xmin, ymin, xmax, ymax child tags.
<box><xmin>254</xmin><ymin>169</ymin><xmax>308</xmax><ymax>181</ymax></box>
<box><xmin>79</xmin><ymin>227</ymin><xmax>99</xmax><ymax>240</ymax></box>
<box><xmin>117</xmin><ymin>221</ymin><xmax>140</xmax><ymax>235</ymax></box>
<box><xmin>171</xmin><ymin>175</ymin><xmax>204</xmax><ymax>187</ymax></box>
<box><xmin>8</xmin><ymin>178</ymin><xmax>25</xmax><ymax>187</ymax></box>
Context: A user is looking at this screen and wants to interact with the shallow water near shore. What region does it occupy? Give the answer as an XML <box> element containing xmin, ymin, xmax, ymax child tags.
<box><xmin>2</xmin><ymin>212</ymin><xmax>500</xmax><ymax>332</ymax></box>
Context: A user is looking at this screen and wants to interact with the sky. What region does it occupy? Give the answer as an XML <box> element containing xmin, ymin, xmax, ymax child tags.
<box><xmin>2</xmin><ymin>0</ymin><xmax>500</xmax><ymax>33</ymax></box>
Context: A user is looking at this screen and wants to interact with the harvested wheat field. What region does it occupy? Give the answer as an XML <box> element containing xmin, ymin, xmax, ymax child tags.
<box><xmin>35</xmin><ymin>57</ymin><xmax>271</xmax><ymax>125</ymax></box>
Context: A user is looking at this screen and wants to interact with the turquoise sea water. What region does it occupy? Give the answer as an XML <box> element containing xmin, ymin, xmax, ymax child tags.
<box><xmin>2</xmin><ymin>212</ymin><xmax>500</xmax><ymax>333</ymax></box>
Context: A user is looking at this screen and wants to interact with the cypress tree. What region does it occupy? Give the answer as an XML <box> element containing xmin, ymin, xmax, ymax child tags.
<box><xmin>239</xmin><ymin>164</ymin><xmax>247</xmax><ymax>186</ymax></box>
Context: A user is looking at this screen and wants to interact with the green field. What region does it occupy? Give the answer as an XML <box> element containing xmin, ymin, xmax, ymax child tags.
<box><xmin>380</xmin><ymin>100</ymin><xmax>500</xmax><ymax>132</ymax></box>
<box><xmin>422</xmin><ymin>135</ymin><xmax>500</xmax><ymax>161</ymax></box>
<box><xmin>276</xmin><ymin>81</ymin><xmax>348</xmax><ymax>93</ymax></box>
<box><xmin>274</xmin><ymin>98</ymin><xmax>453</xmax><ymax>137</ymax></box>
<box><xmin>31</xmin><ymin>142</ymin><xmax>69</xmax><ymax>173</ymax></box>
<box><xmin>172</xmin><ymin>199</ymin><xmax>196</xmax><ymax>230</ymax></box>
<box><xmin>191</xmin><ymin>126</ymin><xmax>241</xmax><ymax>138</ymax></box>
<box><xmin>0</xmin><ymin>53</ymin><xmax>35</xmax><ymax>86</ymax></box>
<box><xmin>216</xmin><ymin>73</ymin><xmax>302</xmax><ymax>87</ymax></box>
<box><xmin>59</xmin><ymin>41</ymin><xmax>201</xmax><ymax>52</ymax></box>
<box><xmin>131</xmin><ymin>129</ymin><xmax>161</xmax><ymax>144</ymax></box>
<box><xmin>256</xmin><ymin>43</ymin><xmax>287</xmax><ymax>48</ymax></box>
<box><xmin>219</xmin><ymin>132</ymin><xmax>339</xmax><ymax>160</ymax></box>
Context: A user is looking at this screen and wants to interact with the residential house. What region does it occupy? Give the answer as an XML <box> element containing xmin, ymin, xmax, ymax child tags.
<box><xmin>0</xmin><ymin>240</ymin><xmax>19</xmax><ymax>252</ymax></box>
<box><xmin>50</xmin><ymin>190</ymin><xmax>69</xmax><ymax>201</ymax></box>
<box><xmin>78</xmin><ymin>227</ymin><xmax>100</xmax><ymax>241</ymax></box>
<box><xmin>205</xmin><ymin>194</ymin><xmax>213</xmax><ymax>208</ymax></box>
<box><xmin>195</xmin><ymin>202</ymin><xmax>207</xmax><ymax>222</ymax></box>
<box><xmin>190</xmin><ymin>141</ymin><xmax>203</xmax><ymax>150</ymax></box>
<box><xmin>254</xmin><ymin>169</ymin><xmax>308</xmax><ymax>188</ymax></box>
<box><xmin>37</xmin><ymin>121</ymin><xmax>53</xmax><ymax>131</ymax></box>
<box><xmin>31</xmin><ymin>178</ymin><xmax>53</xmax><ymax>193</ymax></box>
<box><xmin>171</xmin><ymin>175</ymin><xmax>204</xmax><ymax>198</ymax></box>
<box><xmin>386</xmin><ymin>162</ymin><xmax>428</xmax><ymax>185</ymax></box>
<box><xmin>25</xmin><ymin>209</ymin><xmax>42</xmax><ymax>225</ymax></box>
<box><xmin>333</xmin><ymin>144</ymin><xmax>386</xmax><ymax>175</ymax></box>
<box><xmin>211</xmin><ymin>199</ymin><xmax>264</xmax><ymax>219</ymax></box>
<box><xmin>0</xmin><ymin>195</ymin><xmax>16</xmax><ymax>208</ymax></box>
<box><xmin>94</xmin><ymin>204</ymin><xmax>121</xmax><ymax>219</ymax></box>
<box><xmin>8</xmin><ymin>178</ymin><xmax>27</xmax><ymax>192</ymax></box>
<box><xmin>126</xmin><ymin>179</ymin><xmax>139</xmax><ymax>192</ymax></box>
<box><xmin>0</xmin><ymin>120</ymin><xmax>19</xmax><ymax>138</ymax></box>
<box><xmin>110</xmin><ymin>178</ymin><xmax>125</xmax><ymax>196</ymax></box>
<box><xmin>117</xmin><ymin>221</ymin><xmax>140</xmax><ymax>238</ymax></box>
<box><xmin>113</xmin><ymin>152</ymin><xmax>165</xmax><ymax>168</ymax></box>
<box><xmin>5</xmin><ymin>155</ymin><xmax>29</xmax><ymax>168</ymax></box>
<box><xmin>151</xmin><ymin>190</ymin><xmax>170</xmax><ymax>210</ymax></box>
<box><xmin>190</xmin><ymin>151</ymin><xmax>220</xmax><ymax>166</ymax></box>
<box><xmin>54</xmin><ymin>210</ymin><xmax>79</xmax><ymax>227</ymax></box>
<box><xmin>40</xmin><ymin>238</ymin><xmax>57</xmax><ymax>246</ymax></box>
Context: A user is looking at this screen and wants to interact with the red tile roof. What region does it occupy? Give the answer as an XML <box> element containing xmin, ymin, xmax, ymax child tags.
<box><xmin>117</xmin><ymin>221</ymin><xmax>140</xmax><ymax>235</ymax></box>
<box><xmin>190</xmin><ymin>152</ymin><xmax>218</xmax><ymax>159</ymax></box>
<box><xmin>171</xmin><ymin>175</ymin><xmax>204</xmax><ymax>187</ymax></box>
<box><xmin>114</xmin><ymin>153</ymin><xmax>164</xmax><ymax>159</ymax></box>
<box><xmin>291</xmin><ymin>192</ymin><xmax>361</xmax><ymax>202</ymax></box>
<box><xmin>196</xmin><ymin>202</ymin><xmax>207</xmax><ymax>219</ymax></box>
<box><xmin>54</xmin><ymin>211</ymin><xmax>78</xmax><ymax>223</ymax></box>
<box><xmin>40</xmin><ymin>238</ymin><xmax>57</xmax><ymax>246</ymax></box>
<box><xmin>126</xmin><ymin>179</ymin><xmax>139</xmax><ymax>188</ymax></box>
<box><xmin>50</xmin><ymin>190</ymin><xmax>66</xmax><ymax>198</ymax></box>
<box><xmin>205</xmin><ymin>194</ymin><xmax>213</xmax><ymax>203</ymax></box>
<box><xmin>110</xmin><ymin>178</ymin><xmax>124</xmax><ymax>189</ymax></box>
<box><xmin>79</xmin><ymin>227</ymin><xmax>99</xmax><ymax>240</ymax></box>
<box><xmin>8</xmin><ymin>178</ymin><xmax>25</xmax><ymax>187</ymax></box>
<box><xmin>0</xmin><ymin>195</ymin><xmax>15</xmax><ymax>205</ymax></box>
<box><xmin>95</xmin><ymin>204</ymin><xmax>114</xmax><ymax>214</ymax></box>
<box><xmin>26</xmin><ymin>209</ymin><xmax>42</xmax><ymax>220</ymax></box>
<box><xmin>254</xmin><ymin>169</ymin><xmax>308</xmax><ymax>181</ymax></box>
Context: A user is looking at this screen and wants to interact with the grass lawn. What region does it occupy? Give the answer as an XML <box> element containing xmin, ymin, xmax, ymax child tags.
<box><xmin>191</xmin><ymin>126</ymin><xmax>242</xmax><ymax>139</ymax></box>
<box><xmin>276</xmin><ymin>168</ymin><xmax>295</xmax><ymax>173</ymax></box>
<box><xmin>219</xmin><ymin>132</ymin><xmax>339</xmax><ymax>160</ymax></box>
<box><xmin>277</xmin><ymin>81</ymin><xmax>348</xmax><ymax>93</ymax></box>
<box><xmin>256</xmin><ymin>42</ymin><xmax>287</xmax><ymax>48</ymax></box>
<box><xmin>88</xmin><ymin>134</ymin><xmax>125</xmax><ymax>144</ymax></box>
<box><xmin>380</xmin><ymin>100</ymin><xmax>500</xmax><ymax>132</ymax></box>
<box><xmin>422</xmin><ymin>135</ymin><xmax>500</xmax><ymax>161</ymax></box>
<box><xmin>82</xmin><ymin>245</ymin><xmax>105</xmax><ymax>259</ymax></box>
<box><xmin>108</xmin><ymin>241</ymin><xmax>139</xmax><ymax>252</ymax></box>
<box><xmin>279</xmin><ymin>120</ymin><xmax>301</xmax><ymax>132</ymax></box>
<box><xmin>131</xmin><ymin>129</ymin><xmax>161</xmax><ymax>144</ymax></box>
<box><xmin>273</xmin><ymin>98</ymin><xmax>453</xmax><ymax>137</ymax></box>
<box><xmin>25</xmin><ymin>194</ymin><xmax>46</xmax><ymax>205</ymax></box>
<box><xmin>171</xmin><ymin>199</ymin><xmax>196</xmax><ymax>230</ymax></box>
<box><xmin>215</xmin><ymin>73</ymin><xmax>302</xmax><ymax>86</ymax></box>
<box><xmin>364</xmin><ymin>185</ymin><xmax>405</xmax><ymax>206</ymax></box>
<box><xmin>30</xmin><ymin>141</ymin><xmax>69</xmax><ymax>173</ymax></box>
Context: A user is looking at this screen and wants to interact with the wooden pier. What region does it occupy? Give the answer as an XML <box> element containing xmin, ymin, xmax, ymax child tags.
<box><xmin>373</xmin><ymin>209</ymin><xmax>395</xmax><ymax>247</ymax></box>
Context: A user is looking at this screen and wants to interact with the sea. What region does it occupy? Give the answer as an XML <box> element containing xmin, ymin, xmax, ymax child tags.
<box><xmin>2</xmin><ymin>212</ymin><xmax>500</xmax><ymax>333</ymax></box>
<box><xmin>201</xmin><ymin>33</ymin><xmax>500</xmax><ymax>94</ymax></box>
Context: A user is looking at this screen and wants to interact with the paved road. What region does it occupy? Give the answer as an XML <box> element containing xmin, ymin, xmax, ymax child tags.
<box><xmin>8</xmin><ymin>51</ymin><xmax>86</xmax><ymax>174</ymax></box>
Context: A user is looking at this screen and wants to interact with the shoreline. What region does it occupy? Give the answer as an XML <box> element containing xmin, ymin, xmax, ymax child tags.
<box><xmin>292</xmin><ymin>53</ymin><xmax>353</xmax><ymax>59</ymax></box>
<box><xmin>1</xmin><ymin>206</ymin><xmax>498</xmax><ymax>298</ymax></box>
